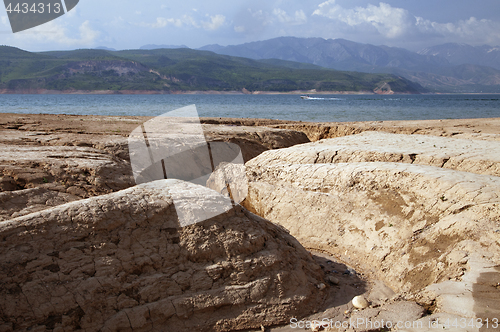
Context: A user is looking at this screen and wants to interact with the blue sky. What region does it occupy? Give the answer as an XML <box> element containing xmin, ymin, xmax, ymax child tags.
<box><xmin>1</xmin><ymin>0</ymin><xmax>500</xmax><ymax>52</ymax></box>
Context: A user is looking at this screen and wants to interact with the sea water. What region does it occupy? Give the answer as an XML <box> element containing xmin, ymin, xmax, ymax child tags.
<box><xmin>0</xmin><ymin>94</ymin><xmax>499</xmax><ymax>122</ymax></box>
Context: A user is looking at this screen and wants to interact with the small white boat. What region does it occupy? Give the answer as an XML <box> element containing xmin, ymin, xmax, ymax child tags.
<box><xmin>301</xmin><ymin>95</ymin><xmax>311</xmax><ymax>99</ymax></box>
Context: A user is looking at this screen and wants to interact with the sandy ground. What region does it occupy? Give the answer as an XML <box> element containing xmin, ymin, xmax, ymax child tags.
<box><xmin>1</xmin><ymin>113</ymin><xmax>500</xmax><ymax>140</ymax></box>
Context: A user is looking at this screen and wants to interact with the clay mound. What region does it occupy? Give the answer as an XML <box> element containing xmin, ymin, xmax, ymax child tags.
<box><xmin>250</xmin><ymin>131</ymin><xmax>500</xmax><ymax>176</ymax></box>
<box><xmin>0</xmin><ymin>179</ymin><xmax>325</xmax><ymax>332</ymax></box>
<box><xmin>244</xmin><ymin>161</ymin><xmax>500</xmax><ymax>294</ymax></box>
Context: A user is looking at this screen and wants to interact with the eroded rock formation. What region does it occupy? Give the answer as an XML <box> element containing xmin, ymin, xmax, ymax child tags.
<box><xmin>0</xmin><ymin>180</ymin><xmax>325</xmax><ymax>332</ymax></box>
<box><xmin>0</xmin><ymin>121</ymin><xmax>309</xmax><ymax>221</ymax></box>
<box><xmin>242</xmin><ymin>133</ymin><xmax>500</xmax><ymax>326</ymax></box>
<box><xmin>249</xmin><ymin>131</ymin><xmax>500</xmax><ymax>176</ymax></box>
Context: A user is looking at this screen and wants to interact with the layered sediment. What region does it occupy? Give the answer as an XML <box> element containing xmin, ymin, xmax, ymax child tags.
<box><xmin>250</xmin><ymin>131</ymin><xmax>500</xmax><ymax>176</ymax></box>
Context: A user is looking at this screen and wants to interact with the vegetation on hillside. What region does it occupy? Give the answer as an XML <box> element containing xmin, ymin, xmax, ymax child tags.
<box><xmin>0</xmin><ymin>46</ymin><xmax>425</xmax><ymax>93</ymax></box>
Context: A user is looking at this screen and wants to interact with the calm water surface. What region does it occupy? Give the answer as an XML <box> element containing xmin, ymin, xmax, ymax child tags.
<box><xmin>0</xmin><ymin>94</ymin><xmax>499</xmax><ymax>122</ymax></box>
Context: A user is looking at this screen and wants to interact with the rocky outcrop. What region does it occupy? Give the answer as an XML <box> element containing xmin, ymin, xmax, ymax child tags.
<box><xmin>268</xmin><ymin>118</ymin><xmax>500</xmax><ymax>142</ymax></box>
<box><xmin>0</xmin><ymin>120</ymin><xmax>309</xmax><ymax>220</ymax></box>
<box><xmin>242</xmin><ymin>134</ymin><xmax>500</xmax><ymax>326</ymax></box>
<box><xmin>244</xmin><ymin>161</ymin><xmax>500</xmax><ymax>292</ymax></box>
<box><xmin>3</xmin><ymin>114</ymin><xmax>500</xmax><ymax>330</ymax></box>
<box><xmin>0</xmin><ymin>188</ymin><xmax>80</xmax><ymax>221</ymax></box>
<box><xmin>0</xmin><ymin>180</ymin><xmax>325</xmax><ymax>332</ymax></box>
<box><xmin>251</xmin><ymin>131</ymin><xmax>500</xmax><ymax>176</ymax></box>
<box><xmin>0</xmin><ymin>143</ymin><xmax>135</xmax><ymax>199</ymax></box>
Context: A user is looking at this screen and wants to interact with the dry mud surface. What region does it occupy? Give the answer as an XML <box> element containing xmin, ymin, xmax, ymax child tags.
<box><xmin>0</xmin><ymin>180</ymin><xmax>324</xmax><ymax>331</ymax></box>
<box><xmin>1</xmin><ymin>114</ymin><xmax>500</xmax><ymax>331</ymax></box>
<box><xmin>0</xmin><ymin>114</ymin><xmax>308</xmax><ymax>221</ymax></box>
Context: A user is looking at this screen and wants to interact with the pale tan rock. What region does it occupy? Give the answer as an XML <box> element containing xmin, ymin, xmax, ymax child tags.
<box><xmin>327</xmin><ymin>276</ymin><xmax>339</xmax><ymax>285</ymax></box>
<box><xmin>367</xmin><ymin>280</ymin><xmax>396</xmax><ymax>305</ymax></box>
<box><xmin>244</xmin><ymin>160</ymin><xmax>500</xmax><ymax>295</ymax></box>
<box><xmin>3</xmin><ymin>114</ymin><xmax>500</xmax><ymax>330</ymax></box>
<box><xmin>310</xmin><ymin>321</ymin><xmax>321</xmax><ymax>331</ymax></box>
<box><xmin>250</xmin><ymin>131</ymin><xmax>500</xmax><ymax>176</ymax></box>
<box><xmin>0</xmin><ymin>143</ymin><xmax>135</xmax><ymax>197</ymax></box>
<box><xmin>406</xmin><ymin>255</ymin><xmax>500</xmax><ymax>332</ymax></box>
<box><xmin>270</xmin><ymin>117</ymin><xmax>500</xmax><ymax>142</ymax></box>
<box><xmin>0</xmin><ymin>187</ymin><xmax>80</xmax><ymax>221</ymax></box>
<box><xmin>352</xmin><ymin>295</ymin><xmax>369</xmax><ymax>309</ymax></box>
<box><xmin>0</xmin><ymin>179</ymin><xmax>324</xmax><ymax>332</ymax></box>
<box><xmin>348</xmin><ymin>301</ymin><xmax>425</xmax><ymax>329</ymax></box>
<box><xmin>202</xmin><ymin>124</ymin><xmax>309</xmax><ymax>162</ymax></box>
<box><xmin>244</xmin><ymin>135</ymin><xmax>500</xmax><ymax>327</ymax></box>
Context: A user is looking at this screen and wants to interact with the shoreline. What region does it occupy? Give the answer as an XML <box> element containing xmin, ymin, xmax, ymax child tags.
<box><xmin>0</xmin><ymin>89</ymin><xmax>394</xmax><ymax>95</ymax></box>
<box><xmin>1</xmin><ymin>113</ymin><xmax>499</xmax><ymax>142</ymax></box>
<box><xmin>2</xmin><ymin>89</ymin><xmax>499</xmax><ymax>95</ymax></box>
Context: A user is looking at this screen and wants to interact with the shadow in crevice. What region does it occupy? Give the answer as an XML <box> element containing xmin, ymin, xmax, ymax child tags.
<box><xmin>311</xmin><ymin>252</ymin><xmax>368</xmax><ymax>310</ymax></box>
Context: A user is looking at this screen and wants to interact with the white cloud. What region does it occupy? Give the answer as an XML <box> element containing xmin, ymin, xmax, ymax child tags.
<box><xmin>10</xmin><ymin>20</ymin><xmax>100</xmax><ymax>47</ymax></box>
<box><xmin>313</xmin><ymin>0</ymin><xmax>413</xmax><ymax>38</ymax></box>
<box><xmin>312</xmin><ymin>0</ymin><xmax>500</xmax><ymax>45</ymax></box>
<box><xmin>108</xmin><ymin>16</ymin><xmax>125</xmax><ymax>28</ymax></box>
<box><xmin>273</xmin><ymin>8</ymin><xmax>307</xmax><ymax>25</ymax></box>
<box><xmin>140</xmin><ymin>13</ymin><xmax>225</xmax><ymax>31</ymax></box>
<box><xmin>248</xmin><ymin>9</ymin><xmax>272</xmax><ymax>26</ymax></box>
<box><xmin>234</xmin><ymin>25</ymin><xmax>245</xmax><ymax>33</ymax></box>
<box><xmin>201</xmin><ymin>14</ymin><xmax>226</xmax><ymax>31</ymax></box>
<box><xmin>416</xmin><ymin>16</ymin><xmax>500</xmax><ymax>44</ymax></box>
<box><xmin>150</xmin><ymin>17</ymin><xmax>176</xmax><ymax>28</ymax></box>
<box><xmin>66</xmin><ymin>6</ymin><xmax>78</xmax><ymax>18</ymax></box>
<box><xmin>77</xmin><ymin>21</ymin><xmax>100</xmax><ymax>45</ymax></box>
<box><xmin>142</xmin><ymin>15</ymin><xmax>198</xmax><ymax>29</ymax></box>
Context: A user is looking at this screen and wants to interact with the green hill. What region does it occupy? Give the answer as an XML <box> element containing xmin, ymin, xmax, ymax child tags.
<box><xmin>0</xmin><ymin>46</ymin><xmax>425</xmax><ymax>93</ymax></box>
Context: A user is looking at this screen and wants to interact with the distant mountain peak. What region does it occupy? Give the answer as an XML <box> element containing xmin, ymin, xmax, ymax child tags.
<box><xmin>196</xmin><ymin>37</ymin><xmax>500</xmax><ymax>92</ymax></box>
<box><xmin>418</xmin><ymin>43</ymin><xmax>500</xmax><ymax>70</ymax></box>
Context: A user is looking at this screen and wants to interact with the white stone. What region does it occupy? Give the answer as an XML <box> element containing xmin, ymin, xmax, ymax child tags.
<box><xmin>352</xmin><ymin>295</ymin><xmax>369</xmax><ymax>309</ymax></box>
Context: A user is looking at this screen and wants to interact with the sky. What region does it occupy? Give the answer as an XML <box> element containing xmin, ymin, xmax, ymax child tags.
<box><xmin>1</xmin><ymin>0</ymin><xmax>500</xmax><ymax>52</ymax></box>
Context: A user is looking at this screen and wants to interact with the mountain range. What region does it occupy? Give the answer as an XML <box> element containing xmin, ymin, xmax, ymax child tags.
<box><xmin>3</xmin><ymin>36</ymin><xmax>499</xmax><ymax>94</ymax></box>
<box><xmin>419</xmin><ymin>43</ymin><xmax>500</xmax><ymax>70</ymax></box>
<box><xmin>198</xmin><ymin>37</ymin><xmax>500</xmax><ymax>93</ymax></box>
<box><xmin>0</xmin><ymin>46</ymin><xmax>422</xmax><ymax>93</ymax></box>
